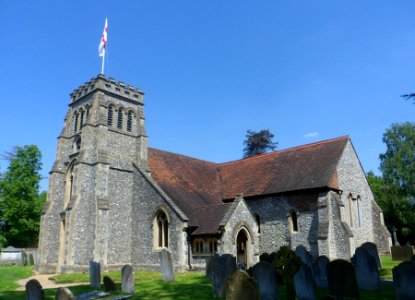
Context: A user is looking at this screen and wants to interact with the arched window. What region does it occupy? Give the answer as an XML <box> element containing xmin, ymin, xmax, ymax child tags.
<box><xmin>255</xmin><ymin>214</ymin><xmax>261</xmax><ymax>233</ymax></box>
<box><xmin>193</xmin><ymin>238</ymin><xmax>204</xmax><ymax>254</ymax></box>
<box><xmin>153</xmin><ymin>210</ymin><xmax>169</xmax><ymax>249</ymax></box>
<box><xmin>289</xmin><ymin>210</ymin><xmax>299</xmax><ymax>233</ymax></box>
<box><xmin>80</xmin><ymin>109</ymin><xmax>84</xmax><ymax>129</ymax></box>
<box><xmin>86</xmin><ymin>106</ymin><xmax>90</xmax><ymax>122</ymax></box>
<box><xmin>127</xmin><ymin>111</ymin><xmax>133</xmax><ymax>132</ymax></box>
<box><xmin>73</xmin><ymin>136</ymin><xmax>81</xmax><ymax>152</ymax></box>
<box><xmin>107</xmin><ymin>105</ymin><xmax>113</xmax><ymax>126</ymax></box>
<box><xmin>348</xmin><ymin>194</ymin><xmax>354</xmax><ymax>227</ymax></box>
<box><xmin>73</xmin><ymin>112</ymin><xmax>79</xmax><ymax>133</ymax></box>
<box><xmin>208</xmin><ymin>238</ymin><xmax>218</xmax><ymax>253</ymax></box>
<box><xmin>117</xmin><ymin>108</ymin><xmax>123</xmax><ymax>129</ymax></box>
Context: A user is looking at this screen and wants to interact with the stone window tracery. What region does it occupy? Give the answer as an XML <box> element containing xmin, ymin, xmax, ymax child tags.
<box><xmin>73</xmin><ymin>112</ymin><xmax>79</xmax><ymax>133</ymax></box>
<box><xmin>208</xmin><ymin>238</ymin><xmax>218</xmax><ymax>253</ymax></box>
<box><xmin>117</xmin><ymin>108</ymin><xmax>123</xmax><ymax>129</ymax></box>
<box><xmin>153</xmin><ymin>210</ymin><xmax>169</xmax><ymax>249</ymax></box>
<box><xmin>80</xmin><ymin>109</ymin><xmax>85</xmax><ymax>129</ymax></box>
<box><xmin>127</xmin><ymin>111</ymin><xmax>133</xmax><ymax>132</ymax></box>
<box><xmin>107</xmin><ymin>105</ymin><xmax>113</xmax><ymax>126</ymax></box>
<box><xmin>193</xmin><ymin>238</ymin><xmax>204</xmax><ymax>254</ymax></box>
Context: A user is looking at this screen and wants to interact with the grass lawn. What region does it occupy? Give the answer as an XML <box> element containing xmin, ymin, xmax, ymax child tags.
<box><xmin>0</xmin><ymin>257</ymin><xmax>402</xmax><ymax>300</ymax></box>
<box><xmin>379</xmin><ymin>255</ymin><xmax>402</xmax><ymax>280</ymax></box>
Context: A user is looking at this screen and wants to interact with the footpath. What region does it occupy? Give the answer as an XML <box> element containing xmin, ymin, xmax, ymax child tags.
<box><xmin>17</xmin><ymin>272</ymin><xmax>88</xmax><ymax>291</ymax></box>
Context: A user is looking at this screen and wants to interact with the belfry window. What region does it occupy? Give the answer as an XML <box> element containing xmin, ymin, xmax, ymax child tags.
<box><xmin>117</xmin><ymin>109</ymin><xmax>123</xmax><ymax>129</ymax></box>
<box><xmin>127</xmin><ymin>111</ymin><xmax>133</xmax><ymax>132</ymax></box>
<box><xmin>73</xmin><ymin>112</ymin><xmax>79</xmax><ymax>133</ymax></box>
<box><xmin>289</xmin><ymin>210</ymin><xmax>299</xmax><ymax>233</ymax></box>
<box><xmin>80</xmin><ymin>109</ymin><xmax>84</xmax><ymax>129</ymax></box>
<box><xmin>154</xmin><ymin>210</ymin><xmax>169</xmax><ymax>249</ymax></box>
<box><xmin>107</xmin><ymin>105</ymin><xmax>113</xmax><ymax>126</ymax></box>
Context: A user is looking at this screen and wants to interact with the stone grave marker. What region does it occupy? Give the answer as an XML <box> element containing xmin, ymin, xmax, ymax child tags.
<box><xmin>248</xmin><ymin>261</ymin><xmax>279</xmax><ymax>300</ymax></box>
<box><xmin>26</xmin><ymin>279</ymin><xmax>44</xmax><ymax>300</ymax></box>
<box><xmin>89</xmin><ymin>260</ymin><xmax>101</xmax><ymax>288</ymax></box>
<box><xmin>312</xmin><ymin>255</ymin><xmax>329</xmax><ymax>288</ymax></box>
<box><xmin>295</xmin><ymin>245</ymin><xmax>313</xmax><ymax>269</ymax></box>
<box><xmin>294</xmin><ymin>264</ymin><xmax>316</xmax><ymax>300</ymax></box>
<box><xmin>76</xmin><ymin>291</ymin><xmax>108</xmax><ymax>300</ymax></box>
<box><xmin>391</xmin><ymin>245</ymin><xmax>415</xmax><ymax>261</ymax></box>
<box><xmin>211</xmin><ymin>253</ymin><xmax>237</xmax><ymax>297</ymax></box>
<box><xmin>159</xmin><ymin>249</ymin><xmax>175</xmax><ymax>282</ymax></box>
<box><xmin>225</xmin><ymin>270</ymin><xmax>260</xmax><ymax>300</ymax></box>
<box><xmin>327</xmin><ymin>259</ymin><xmax>359</xmax><ymax>299</ymax></box>
<box><xmin>55</xmin><ymin>287</ymin><xmax>74</xmax><ymax>300</ymax></box>
<box><xmin>205</xmin><ymin>255</ymin><xmax>212</xmax><ymax>280</ymax></box>
<box><xmin>361</xmin><ymin>242</ymin><xmax>382</xmax><ymax>269</ymax></box>
<box><xmin>393</xmin><ymin>261</ymin><xmax>415</xmax><ymax>300</ymax></box>
<box><xmin>122</xmin><ymin>265</ymin><xmax>135</xmax><ymax>294</ymax></box>
<box><xmin>260</xmin><ymin>252</ymin><xmax>272</xmax><ymax>263</ymax></box>
<box><xmin>351</xmin><ymin>247</ymin><xmax>381</xmax><ymax>291</ymax></box>
<box><xmin>103</xmin><ymin>275</ymin><xmax>117</xmax><ymax>292</ymax></box>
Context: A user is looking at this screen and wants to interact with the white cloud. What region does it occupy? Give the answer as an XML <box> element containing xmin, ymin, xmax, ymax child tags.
<box><xmin>304</xmin><ymin>132</ymin><xmax>319</xmax><ymax>138</ymax></box>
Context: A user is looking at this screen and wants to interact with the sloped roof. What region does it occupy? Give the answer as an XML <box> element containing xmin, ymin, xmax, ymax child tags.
<box><xmin>148</xmin><ymin>136</ymin><xmax>349</xmax><ymax>234</ymax></box>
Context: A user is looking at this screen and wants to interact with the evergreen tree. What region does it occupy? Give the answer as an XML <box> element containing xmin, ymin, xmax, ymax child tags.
<box><xmin>243</xmin><ymin>129</ymin><xmax>278</xmax><ymax>158</ymax></box>
<box><xmin>0</xmin><ymin>145</ymin><xmax>45</xmax><ymax>247</ymax></box>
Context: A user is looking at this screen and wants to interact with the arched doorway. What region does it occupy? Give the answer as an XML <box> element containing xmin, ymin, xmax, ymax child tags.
<box><xmin>236</xmin><ymin>229</ymin><xmax>249</xmax><ymax>267</ymax></box>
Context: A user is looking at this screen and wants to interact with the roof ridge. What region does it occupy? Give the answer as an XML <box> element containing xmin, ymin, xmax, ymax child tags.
<box><xmin>149</xmin><ymin>147</ymin><xmax>217</xmax><ymax>165</ymax></box>
<box><xmin>218</xmin><ymin>135</ymin><xmax>349</xmax><ymax>166</ymax></box>
<box><xmin>192</xmin><ymin>202</ymin><xmax>231</xmax><ymax>209</ymax></box>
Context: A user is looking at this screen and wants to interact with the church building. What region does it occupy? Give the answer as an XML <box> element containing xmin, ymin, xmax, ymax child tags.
<box><xmin>37</xmin><ymin>75</ymin><xmax>391</xmax><ymax>273</ymax></box>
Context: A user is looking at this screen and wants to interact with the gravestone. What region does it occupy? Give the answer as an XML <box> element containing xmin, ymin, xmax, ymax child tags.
<box><xmin>411</xmin><ymin>255</ymin><xmax>415</xmax><ymax>262</ymax></box>
<box><xmin>25</xmin><ymin>279</ymin><xmax>44</xmax><ymax>300</ymax></box>
<box><xmin>159</xmin><ymin>249</ymin><xmax>175</xmax><ymax>282</ymax></box>
<box><xmin>89</xmin><ymin>260</ymin><xmax>101</xmax><ymax>288</ymax></box>
<box><xmin>391</xmin><ymin>245</ymin><xmax>415</xmax><ymax>261</ymax></box>
<box><xmin>260</xmin><ymin>252</ymin><xmax>273</xmax><ymax>263</ymax></box>
<box><xmin>103</xmin><ymin>275</ymin><xmax>117</xmax><ymax>292</ymax></box>
<box><xmin>312</xmin><ymin>256</ymin><xmax>329</xmax><ymax>288</ymax></box>
<box><xmin>76</xmin><ymin>291</ymin><xmax>108</xmax><ymax>300</ymax></box>
<box><xmin>122</xmin><ymin>265</ymin><xmax>135</xmax><ymax>294</ymax></box>
<box><xmin>294</xmin><ymin>264</ymin><xmax>316</xmax><ymax>300</ymax></box>
<box><xmin>55</xmin><ymin>287</ymin><xmax>74</xmax><ymax>300</ymax></box>
<box><xmin>225</xmin><ymin>270</ymin><xmax>260</xmax><ymax>300</ymax></box>
<box><xmin>393</xmin><ymin>261</ymin><xmax>415</xmax><ymax>300</ymax></box>
<box><xmin>211</xmin><ymin>253</ymin><xmax>237</xmax><ymax>297</ymax></box>
<box><xmin>295</xmin><ymin>245</ymin><xmax>313</xmax><ymax>269</ymax></box>
<box><xmin>248</xmin><ymin>261</ymin><xmax>279</xmax><ymax>300</ymax></box>
<box><xmin>205</xmin><ymin>255</ymin><xmax>213</xmax><ymax>280</ymax></box>
<box><xmin>361</xmin><ymin>242</ymin><xmax>382</xmax><ymax>269</ymax></box>
<box><xmin>351</xmin><ymin>247</ymin><xmax>381</xmax><ymax>291</ymax></box>
<box><xmin>327</xmin><ymin>259</ymin><xmax>359</xmax><ymax>299</ymax></box>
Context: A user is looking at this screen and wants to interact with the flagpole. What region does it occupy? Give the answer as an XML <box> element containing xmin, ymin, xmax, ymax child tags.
<box><xmin>101</xmin><ymin>52</ymin><xmax>105</xmax><ymax>75</ymax></box>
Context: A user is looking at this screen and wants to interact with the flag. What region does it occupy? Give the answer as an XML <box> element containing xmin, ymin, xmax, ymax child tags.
<box><xmin>99</xmin><ymin>18</ymin><xmax>108</xmax><ymax>57</ymax></box>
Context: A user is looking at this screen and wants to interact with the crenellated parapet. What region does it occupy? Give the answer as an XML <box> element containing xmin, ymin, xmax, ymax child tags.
<box><xmin>70</xmin><ymin>74</ymin><xmax>144</xmax><ymax>105</ymax></box>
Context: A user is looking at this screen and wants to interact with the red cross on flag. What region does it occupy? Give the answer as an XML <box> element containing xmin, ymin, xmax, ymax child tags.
<box><xmin>99</xmin><ymin>18</ymin><xmax>108</xmax><ymax>57</ymax></box>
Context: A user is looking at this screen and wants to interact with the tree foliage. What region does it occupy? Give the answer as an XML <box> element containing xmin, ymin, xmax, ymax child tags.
<box><xmin>0</xmin><ymin>145</ymin><xmax>45</xmax><ymax>247</ymax></box>
<box><xmin>243</xmin><ymin>129</ymin><xmax>278</xmax><ymax>158</ymax></box>
<box><xmin>380</xmin><ymin>122</ymin><xmax>415</xmax><ymax>197</ymax></box>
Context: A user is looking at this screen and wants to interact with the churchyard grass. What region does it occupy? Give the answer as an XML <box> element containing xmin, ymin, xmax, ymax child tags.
<box><xmin>380</xmin><ymin>255</ymin><xmax>402</xmax><ymax>280</ymax></box>
<box><xmin>0</xmin><ymin>265</ymin><xmax>33</xmax><ymax>292</ymax></box>
<box><xmin>0</xmin><ymin>265</ymin><xmax>397</xmax><ymax>299</ymax></box>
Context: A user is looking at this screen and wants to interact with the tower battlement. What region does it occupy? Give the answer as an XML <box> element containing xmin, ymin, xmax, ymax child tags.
<box><xmin>70</xmin><ymin>74</ymin><xmax>144</xmax><ymax>104</ymax></box>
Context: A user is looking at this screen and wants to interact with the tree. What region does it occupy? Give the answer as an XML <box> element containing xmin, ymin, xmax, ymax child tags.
<box><xmin>367</xmin><ymin>171</ymin><xmax>415</xmax><ymax>244</ymax></box>
<box><xmin>379</xmin><ymin>122</ymin><xmax>415</xmax><ymax>197</ymax></box>
<box><xmin>401</xmin><ymin>93</ymin><xmax>415</xmax><ymax>103</ymax></box>
<box><xmin>0</xmin><ymin>145</ymin><xmax>45</xmax><ymax>247</ymax></box>
<box><xmin>243</xmin><ymin>129</ymin><xmax>278</xmax><ymax>158</ymax></box>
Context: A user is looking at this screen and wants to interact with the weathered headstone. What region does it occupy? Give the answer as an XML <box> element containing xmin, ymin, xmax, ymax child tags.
<box><xmin>361</xmin><ymin>242</ymin><xmax>382</xmax><ymax>269</ymax></box>
<box><xmin>122</xmin><ymin>264</ymin><xmax>135</xmax><ymax>294</ymax></box>
<box><xmin>393</xmin><ymin>261</ymin><xmax>415</xmax><ymax>300</ymax></box>
<box><xmin>295</xmin><ymin>245</ymin><xmax>313</xmax><ymax>269</ymax></box>
<box><xmin>211</xmin><ymin>253</ymin><xmax>237</xmax><ymax>297</ymax></box>
<box><xmin>260</xmin><ymin>252</ymin><xmax>273</xmax><ymax>263</ymax></box>
<box><xmin>75</xmin><ymin>291</ymin><xmax>108</xmax><ymax>300</ymax></box>
<box><xmin>159</xmin><ymin>249</ymin><xmax>175</xmax><ymax>282</ymax></box>
<box><xmin>294</xmin><ymin>264</ymin><xmax>316</xmax><ymax>300</ymax></box>
<box><xmin>25</xmin><ymin>279</ymin><xmax>44</xmax><ymax>300</ymax></box>
<box><xmin>391</xmin><ymin>245</ymin><xmax>415</xmax><ymax>261</ymax></box>
<box><xmin>225</xmin><ymin>270</ymin><xmax>260</xmax><ymax>300</ymax></box>
<box><xmin>89</xmin><ymin>260</ymin><xmax>101</xmax><ymax>289</ymax></box>
<box><xmin>327</xmin><ymin>259</ymin><xmax>359</xmax><ymax>299</ymax></box>
<box><xmin>351</xmin><ymin>247</ymin><xmax>381</xmax><ymax>291</ymax></box>
<box><xmin>248</xmin><ymin>261</ymin><xmax>279</xmax><ymax>300</ymax></box>
<box><xmin>55</xmin><ymin>287</ymin><xmax>74</xmax><ymax>300</ymax></box>
<box><xmin>312</xmin><ymin>256</ymin><xmax>329</xmax><ymax>288</ymax></box>
<box><xmin>103</xmin><ymin>275</ymin><xmax>117</xmax><ymax>292</ymax></box>
<box><xmin>205</xmin><ymin>255</ymin><xmax>213</xmax><ymax>280</ymax></box>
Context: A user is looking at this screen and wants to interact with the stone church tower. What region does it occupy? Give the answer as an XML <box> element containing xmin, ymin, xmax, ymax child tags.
<box><xmin>37</xmin><ymin>75</ymin><xmax>148</xmax><ymax>273</ymax></box>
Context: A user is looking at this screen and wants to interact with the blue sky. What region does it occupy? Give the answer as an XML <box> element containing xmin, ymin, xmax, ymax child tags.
<box><xmin>1</xmin><ymin>1</ymin><xmax>414</xmax><ymax>191</ymax></box>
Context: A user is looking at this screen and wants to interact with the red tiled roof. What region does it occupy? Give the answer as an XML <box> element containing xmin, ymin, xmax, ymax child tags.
<box><xmin>148</xmin><ymin>136</ymin><xmax>349</xmax><ymax>234</ymax></box>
